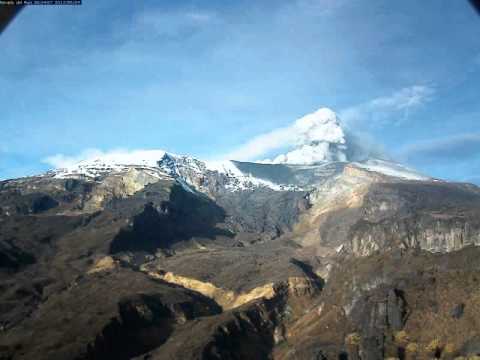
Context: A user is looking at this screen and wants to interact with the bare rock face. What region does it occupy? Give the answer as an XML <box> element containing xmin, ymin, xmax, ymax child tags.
<box><xmin>79</xmin><ymin>168</ymin><xmax>167</xmax><ymax>212</ymax></box>
<box><xmin>2</xmin><ymin>155</ymin><xmax>480</xmax><ymax>360</ymax></box>
<box><xmin>292</xmin><ymin>167</ymin><xmax>480</xmax><ymax>257</ymax></box>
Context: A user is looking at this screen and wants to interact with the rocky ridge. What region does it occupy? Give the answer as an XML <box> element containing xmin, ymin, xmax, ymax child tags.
<box><xmin>1</xmin><ymin>109</ymin><xmax>480</xmax><ymax>359</ymax></box>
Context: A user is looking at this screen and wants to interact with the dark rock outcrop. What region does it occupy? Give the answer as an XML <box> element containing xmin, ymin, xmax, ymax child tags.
<box><xmin>2</xmin><ymin>162</ymin><xmax>480</xmax><ymax>360</ymax></box>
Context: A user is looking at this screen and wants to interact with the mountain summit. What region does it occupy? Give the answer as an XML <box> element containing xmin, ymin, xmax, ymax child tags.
<box><xmin>48</xmin><ymin>108</ymin><xmax>428</xmax><ymax>188</ymax></box>
<box><xmin>2</xmin><ymin>108</ymin><xmax>480</xmax><ymax>360</ymax></box>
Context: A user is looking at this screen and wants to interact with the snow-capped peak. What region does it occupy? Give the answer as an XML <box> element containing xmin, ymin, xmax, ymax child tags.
<box><xmin>50</xmin><ymin>149</ymin><xmax>169</xmax><ymax>179</ymax></box>
<box><xmin>46</xmin><ymin>107</ymin><xmax>432</xmax><ymax>190</ymax></box>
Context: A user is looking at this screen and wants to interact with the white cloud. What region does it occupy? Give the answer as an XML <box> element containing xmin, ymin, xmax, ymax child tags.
<box><xmin>222</xmin><ymin>85</ymin><xmax>434</xmax><ymax>162</ymax></box>
<box><xmin>42</xmin><ymin>148</ymin><xmax>168</xmax><ymax>169</ymax></box>
<box><xmin>43</xmin><ymin>148</ymin><xmax>104</xmax><ymax>169</ymax></box>
<box><xmin>222</xmin><ymin>108</ymin><xmax>346</xmax><ymax>162</ymax></box>
<box><xmin>42</xmin><ymin>86</ymin><xmax>435</xmax><ymax>168</ymax></box>
<box><xmin>223</xmin><ymin>127</ymin><xmax>293</xmax><ymax>161</ymax></box>
<box><xmin>340</xmin><ymin>85</ymin><xmax>435</xmax><ymax>126</ymax></box>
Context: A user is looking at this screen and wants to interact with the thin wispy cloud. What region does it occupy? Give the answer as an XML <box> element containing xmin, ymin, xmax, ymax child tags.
<box><xmin>222</xmin><ymin>127</ymin><xmax>293</xmax><ymax>162</ymax></box>
<box><xmin>42</xmin><ymin>109</ymin><xmax>346</xmax><ymax>166</ymax></box>
<box><xmin>393</xmin><ymin>132</ymin><xmax>480</xmax><ymax>184</ymax></box>
<box><xmin>340</xmin><ymin>85</ymin><xmax>435</xmax><ymax>127</ymax></box>
<box><xmin>222</xmin><ymin>85</ymin><xmax>433</xmax><ymax>162</ymax></box>
<box><xmin>185</xmin><ymin>12</ymin><xmax>215</xmax><ymax>23</ymax></box>
<box><xmin>466</xmin><ymin>175</ymin><xmax>480</xmax><ymax>185</ymax></box>
<box><xmin>3</xmin><ymin>1</ymin><xmax>479</xmax><ymax>183</ymax></box>
<box><xmin>43</xmin><ymin>149</ymin><xmax>111</xmax><ymax>169</ymax></box>
<box><xmin>398</xmin><ymin>133</ymin><xmax>480</xmax><ymax>164</ymax></box>
<box><xmin>474</xmin><ymin>52</ymin><xmax>480</xmax><ymax>66</ymax></box>
<box><xmin>133</xmin><ymin>9</ymin><xmax>217</xmax><ymax>38</ymax></box>
<box><xmin>41</xmin><ymin>85</ymin><xmax>436</xmax><ymax>167</ymax></box>
<box><xmin>295</xmin><ymin>0</ymin><xmax>350</xmax><ymax>16</ymax></box>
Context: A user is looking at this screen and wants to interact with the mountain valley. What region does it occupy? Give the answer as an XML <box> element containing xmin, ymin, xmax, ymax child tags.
<box><xmin>1</xmin><ymin>109</ymin><xmax>480</xmax><ymax>360</ymax></box>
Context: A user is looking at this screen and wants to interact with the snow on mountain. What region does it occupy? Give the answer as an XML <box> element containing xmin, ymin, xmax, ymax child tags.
<box><xmin>353</xmin><ymin>159</ymin><xmax>430</xmax><ymax>181</ymax></box>
<box><xmin>50</xmin><ymin>150</ymin><xmax>168</xmax><ymax>179</ymax></box>
<box><xmin>160</xmin><ymin>153</ymin><xmax>296</xmax><ymax>191</ymax></box>
<box><xmin>47</xmin><ymin>108</ymin><xmax>432</xmax><ymax>190</ymax></box>
<box><xmin>205</xmin><ymin>161</ymin><xmax>295</xmax><ymax>191</ymax></box>
<box><xmin>255</xmin><ymin>107</ymin><xmax>431</xmax><ymax>181</ymax></box>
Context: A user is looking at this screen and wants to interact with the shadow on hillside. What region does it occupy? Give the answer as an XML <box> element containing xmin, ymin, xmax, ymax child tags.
<box><xmin>109</xmin><ymin>184</ymin><xmax>234</xmax><ymax>254</ymax></box>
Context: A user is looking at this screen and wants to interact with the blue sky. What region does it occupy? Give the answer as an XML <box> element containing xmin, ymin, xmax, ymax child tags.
<box><xmin>1</xmin><ymin>0</ymin><xmax>480</xmax><ymax>183</ymax></box>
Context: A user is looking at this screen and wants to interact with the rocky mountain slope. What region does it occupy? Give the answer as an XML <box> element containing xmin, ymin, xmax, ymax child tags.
<box><xmin>1</xmin><ymin>109</ymin><xmax>480</xmax><ymax>360</ymax></box>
